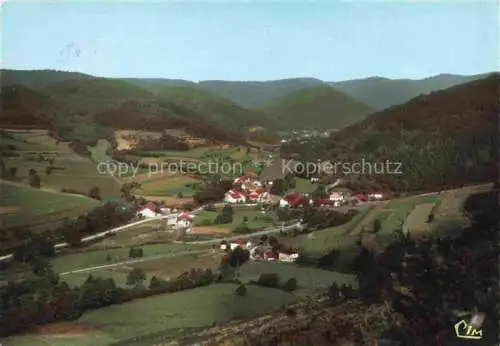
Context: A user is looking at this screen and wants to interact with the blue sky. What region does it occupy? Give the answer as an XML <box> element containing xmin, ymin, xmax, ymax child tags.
<box><xmin>2</xmin><ymin>1</ymin><xmax>498</xmax><ymax>81</ymax></box>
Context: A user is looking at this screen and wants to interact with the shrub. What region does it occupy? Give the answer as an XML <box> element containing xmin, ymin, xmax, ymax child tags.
<box><xmin>281</xmin><ymin>278</ymin><xmax>298</xmax><ymax>292</ymax></box>
<box><xmin>235</xmin><ymin>284</ymin><xmax>247</xmax><ymax>296</ymax></box>
<box><xmin>256</xmin><ymin>273</ymin><xmax>280</xmax><ymax>288</ymax></box>
<box><xmin>126</xmin><ymin>268</ymin><xmax>146</xmax><ymax>286</ymax></box>
<box><xmin>214</xmin><ymin>212</ymin><xmax>233</xmax><ymax>225</ymax></box>
<box><xmin>233</xmin><ymin>224</ymin><xmax>251</xmax><ymax>234</ymax></box>
<box><xmin>129</xmin><ymin>247</ymin><xmax>143</xmax><ymax>258</ymax></box>
<box><xmin>200</xmin><ymin>218</ymin><xmax>213</xmax><ymax>226</ymax></box>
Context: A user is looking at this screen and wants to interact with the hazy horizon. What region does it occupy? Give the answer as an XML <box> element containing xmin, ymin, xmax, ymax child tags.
<box><xmin>2</xmin><ymin>1</ymin><xmax>498</xmax><ymax>82</ymax></box>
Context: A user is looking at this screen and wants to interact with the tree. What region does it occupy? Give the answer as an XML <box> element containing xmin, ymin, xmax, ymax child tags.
<box><xmin>149</xmin><ymin>276</ymin><xmax>163</xmax><ymax>290</ymax></box>
<box><xmin>222</xmin><ymin>204</ymin><xmax>234</xmax><ymax>217</ymax></box>
<box><xmin>228</xmin><ymin>247</ymin><xmax>250</xmax><ymax>267</ymax></box>
<box><xmin>64</xmin><ymin>227</ymin><xmax>83</xmax><ymax>248</ymax></box>
<box><xmin>29</xmin><ymin>173</ymin><xmax>41</xmax><ymax>188</ymax></box>
<box><xmin>235</xmin><ymin>283</ymin><xmax>247</xmax><ymax>296</ymax></box>
<box><xmin>128</xmin><ymin>247</ymin><xmax>143</xmax><ymax>258</ymax></box>
<box><xmin>256</xmin><ymin>273</ymin><xmax>280</xmax><ymax>288</ymax></box>
<box><xmin>88</xmin><ymin>186</ymin><xmax>101</xmax><ymax>200</ymax></box>
<box><xmin>126</xmin><ymin>268</ymin><xmax>146</xmax><ymax>286</ymax></box>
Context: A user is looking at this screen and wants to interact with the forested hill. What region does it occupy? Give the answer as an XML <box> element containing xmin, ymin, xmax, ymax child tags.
<box><xmin>282</xmin><ymin>74</ymin><xmax>499</xmax><ymax>192</ymax></box>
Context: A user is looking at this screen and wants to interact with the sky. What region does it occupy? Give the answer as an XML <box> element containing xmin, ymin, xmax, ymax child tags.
<box><xmin>1</xmin><ymin>1</ymin><xmax>498</xmax><ymax>81</ymax></box>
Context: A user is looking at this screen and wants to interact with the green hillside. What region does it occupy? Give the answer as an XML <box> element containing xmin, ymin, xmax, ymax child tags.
<box><xmin>330</xmin><ymin>73</ymin><xmax>489</xmax><ymax>110</ymax></box>
<box><xmin>197</xmin><ymin>78</ymin><xmax>326</xmax><ymax>108</ymax></box>
<box><xmin>284</xmin><ymin>74</ymin><xmax>499</xmax><ymax>192</ymax></box>
<box><xmin>262</xmin><ymin>85</ymin><xmax>375</xmax><ymax>130</ymax></box>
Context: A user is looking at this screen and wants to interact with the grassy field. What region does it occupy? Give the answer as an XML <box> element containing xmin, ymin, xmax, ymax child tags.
<box><xmin>1</xmin><ymin>130</ymin><xmax>122</xmax><ymax>198</ymax></box>
<box><xmin>403</xmin><ymin>203</ymin><xmax>435</xmax><ymax>236</ymax></box>
<box><xmin>89</xmin><ymin>139</ymin><xmax>112</xmax><ymax>162</ymax></box>
<box><xmin>1</xmin><ymin>283</ymin><xmax>299</xmax><ymax>346</ymax></box>
<box><xmin>52</xmin><ymin>243</ymin><xmax>206</xmax><ymax>274</ymax></box>
<box><xmin>281</xmin><ymin>205</ymin><xmax>374</xmax><ymax>255</ymax></box>
<box><xmin>239</xmin><ymin>261</ymin><xmax>356</xmax><ymax>293</ymax></box>
<box><xmin>0</xmin><ymin>182</ymin><xmax>99</xmax><ymax>229</ymax></box>
<box><xmin>138</xmin><ymin>175</ymin><xmax>200</xmax><ymax>197</ymax></box>
<box><xmin>194</xmin><ymin>209</ymin><xmax>276</xmax><ymax>230</ymax></box>
<box><xmin>293</xmin><ymin>178</ymin><xmax>317</xmax><ymax>194</ymax></box>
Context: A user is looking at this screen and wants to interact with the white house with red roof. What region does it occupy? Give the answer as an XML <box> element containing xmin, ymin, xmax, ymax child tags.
<box><xmin>136</xmin><ymin>202</ymin><xmax>159</xmax><ymax>218</ymax></box>
<box><xmin>279</xmin><ymin>192</ymin><xmax>306</xmax><ymax>208</ymax></box>
<box><xmin>368</xmin><ymin>193</ymin><xmax>384</xmax><ymax>200</ymax></box>
<box><xmin>176</xmin><ymin>212</ymin><xmax>194</xmax><ymax>231</ymax></box>
<box><xmin>224</xmin><ymin>189</ymin><xmax>246</xmax><ymax>203</ymax></box>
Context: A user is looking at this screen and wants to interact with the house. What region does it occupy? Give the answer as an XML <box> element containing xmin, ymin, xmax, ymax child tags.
<box><xmin>233</xmin><ymin>176</ymin><xmax>249</xmax><ymax>186</ymax></box>
<box><xmin>230</xmin><ymin>240</ymin><xmax>245</xmax><ymax>250</ymax></box>
<box><xmin>136</xmin><ymin>202</ymin><xmax>159</xmax><ymax>218</ymax></box>
<box><xmin>355</xmin><ymin>193</ymin><xmax>369</xmax><ymax>202</ymax></box>
<box><xmin>329</xmin><ymin>192</ymin><xmax>344</xmax><ymax>202</ymax></box>
<box><xmin>278</xmin><ymin>252</ymin><xmax>299</xmax><ymax>262</ymax></box>
<box><xmin>176</xmin><ymin>212</ymin><xmax>194</xmax><ymax>230</ymax></box>
<box><xmin>246</xmin><ymin>190</ymin><xmax>261</xmax><ymax>203</ymax></box>
<box><xmin>368</xmin><ymin>193</ymin><xmax>384</xmax><ymax>200</ymax></box>
<box><xmin>224</xmin><ymin>190</ymin><xmax>246</xmax><ymax>203</ymax></box>
<box><xmin>279</xmin><ymin>192</ymin><xmax>306</xmax><ymax>208</ymax></box>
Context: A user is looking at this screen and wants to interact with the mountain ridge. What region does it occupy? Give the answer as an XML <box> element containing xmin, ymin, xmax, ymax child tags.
<box><xmin>2</xmin><ymin>69</ymin><xmax>491</xmax><ymax>110</ymax></box>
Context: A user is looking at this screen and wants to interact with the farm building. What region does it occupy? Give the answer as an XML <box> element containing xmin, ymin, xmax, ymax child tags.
<box><xmin>136</xmin><ymin>202</ymin><xmax>160</xmax><ymax>218</ymax></box>
<box><xmin>368</xmin><ymin>193</ymin><xmax>384</xmax><ymax>200</ymax></box>
<box><xmin>224</xmin><ymin>190</ymin><xmax>246</xmax><ymax>203</ymax></box>
<box><xmin>278</xmin><ymin>252</ymin><xmax>299</xmax><ymax>262</ymax></box>
<box><xmin>279</xmin><ymin>192</ymin><xmax>308</xmax><ymax>208</ymax></box>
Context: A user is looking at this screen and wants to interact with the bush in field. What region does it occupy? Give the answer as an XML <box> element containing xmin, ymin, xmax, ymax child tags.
<box><xmin>214</xmin><ymin>211</ymin><xmax>233</xmax><ymax>224</ymax></box>
<box><xmin>128</xmin><ymin>247</ymin><xmax>143</xmax><ymax>258</ymax></box>
<box><xmin>233</xmin><ymin>224</ymin><xmax>252</xmax><ymax>234</ymax></box>
<box><xmin>126</xmin><ymin>268</ymin><xmax>146</xmax><ymax>286</ymax></box>
<box><xmin>199</xmin><ymin>218</ymin><xmax>213</xmax><ymax>226</ymax></box>
<box><xmin>88</xmin><ymin>186</ymin><xmax>102</xmax><ymax>200</ymax></box>
<box><xmin>235</xmin><ymin>284</ymin><xmax>247</xmax><ymax>296</ymax></box>
<box><xmin>256</xmin><ymin>273</ymin><xmax>281</xmax><ymax>288</ymax></box>
<box><xmin>281</xmin><ymin>278</ymin><xmax>298</xmax><ymax>292</ymax></box>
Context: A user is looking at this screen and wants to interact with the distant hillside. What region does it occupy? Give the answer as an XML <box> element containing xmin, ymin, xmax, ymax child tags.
<box><xmin>0</xmin><ymin>69</ymin><xmax>93</xmax><ymax>89</ymax></box>
<box><xmin>330</xmin><ymin>73</ymin><xmax>489</xmax><ymax>110</ymax></box>
<box><xmin>131</xmin><ymin>85</ymin><xmax>283</xmax><ymax>131</ymax></box>
<box><xmin>197</xmin><ymin>78</ymin><xmax>326</xmax><ymax>108</ymax></box>
<box><xmin>262</xmin><ymin>85</ymin><xmax>374</xmax><ymax>130</ymax></box>
<box><xmin>0</xmin><ymin>85</ymin><xmax>58</xmax><ymax>127</ymax></box>
<box><xmin>0</xmin><ymin>81</ymin><xmax>246</xmax><ymax>146</ymax></box>
<box><xmin>284</xmin><ymin>74</ymin><xmax>499</xmax><ymax>192</ymax></box>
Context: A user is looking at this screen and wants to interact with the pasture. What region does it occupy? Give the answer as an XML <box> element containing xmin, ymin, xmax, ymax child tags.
<box><xmin>402</xmin><ymin>203</ymin><xmax>434</xmax><ymax>235</ymax></box>
<box><xmin>137</xmin><ymin>175</ymin><xmax>200</xmax><ymax>197</ymax></box>
<box><xmin>111</xmin><ymin>251</ymin><xmax>225</xmax><ymax>284</ymax></box>
<box><xmin>282</xmin><ymin>205</ymin><xmax>374</xmax><ymax>255</ymax></box>
<box><xmin>1</xmin><ymin>283</ymin><xmax>299</xmax><ymax>346</ymax></box>
<box><xmin>0</xmin><ymin>182</ymin><xmax>98</xmax><ymax>229</ymax></box>
<box><xmin>239</xmin><ymin>261</ymin><xmax>357</xmax><ymax>293</ymax></box>
<box><xmin>52</xmin><ymin>243</ymin><xmax>205</xmax><ymax>274</ymax></box>
<box><xmin>0</xmin><ymin>130</ymin><xmax>122</xmax><ymax>198</ymax></box>
<box><xmin>293</xmin><ymin>178</ymin><xmax>317</xmax><ymax>194</ymax></box>
<box><xmin>193</xmin><ymin>208</ymin><xmax>276</xmax><ymax>230</ymax></box>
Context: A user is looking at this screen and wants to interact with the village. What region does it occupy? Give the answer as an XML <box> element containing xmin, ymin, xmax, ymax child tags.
<box><xmin>134</xmin><ymin>163</ymin><xmax>386</xmax><ymax>264</ymax></box>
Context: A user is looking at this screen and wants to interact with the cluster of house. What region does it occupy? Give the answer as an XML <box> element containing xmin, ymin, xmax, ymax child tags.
<box><xmin>223</xmin><ymin>176</ymin><xmax>270</xmax><ymax>204</ymax></box>
<box><xmin>220</xmin><ymin>240</ymin><xmax>299</xmax><ymax>263</ymax></box>
<box><xmin>136</xmin><ymin>202</ymin><xmax>195</xmax><ymax>231</ymax></box>
<box><xmin>279</xmin><ymin>191</ymin><xmax>384</xmax><ymax>208</ymax></box>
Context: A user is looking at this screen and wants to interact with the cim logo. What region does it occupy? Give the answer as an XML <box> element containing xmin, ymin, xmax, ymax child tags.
<box><xmin>454</xmin><ymin>319</ymin><xmax>484</xmax><ymax>340</ymax></box>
